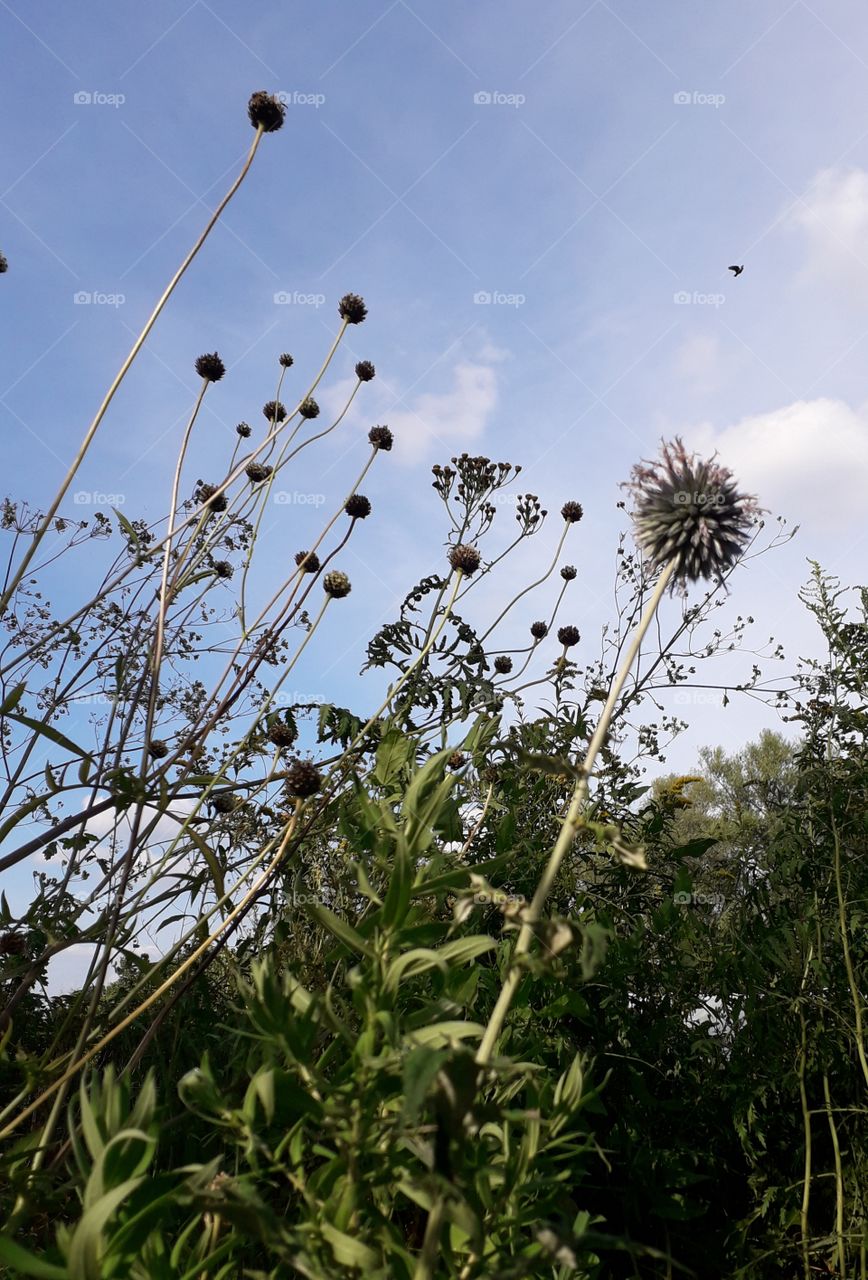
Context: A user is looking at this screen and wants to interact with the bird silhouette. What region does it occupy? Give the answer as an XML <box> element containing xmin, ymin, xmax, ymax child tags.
<box><xmin>728</xmin><ymin>264</ymin><xmax>744</xmax><ymax>277</ymax></box>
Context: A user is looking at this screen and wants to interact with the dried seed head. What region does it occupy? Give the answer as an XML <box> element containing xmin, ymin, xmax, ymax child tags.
<box><xmin>236</xmin><ymin>421</ymin><xmax>251</xmax><ymax>438</ymax></box>
<box><xmin>339</xmin><ymin>293</ymin><xmax>367</xmax><ymax>324</ymax></box>
<box><xmin>530</xmin><ymin>620</ymin><xmax>548</xmax><ymax>639</ymax></box>
<box><xmin>245</xmin><ymin>461</ymin><xmax>273</xmax><ymax>483</ymax></box>
<box><xmin>0</xmin><ymin>932</ymin><xmax>26</xmax><ymax>956</ymax></box>
<box><xmin>247</xmin><ymin>91</ymin><xmax>286</xmax><ymax>133</ymax></box>
<box><xmin>268</xmin><ymin>720</ymin><xmax>297</xmax><ymax>748</ymax></box>
<box><xmin>557</xmin><ymin>625</ymin><xmax>580</xmax><ymax>648</ymax></box>
<box><xmin>448</xmin><ymin>750</ymin><xmax>467</xmax><ymax>770</ymax></box>
<box><xmin>323</xmin><ymin>570</ymin><xmax>351</xmax><ymax>598</ymax></box>
<box><xmin>285</xmin><ymin>758</ymin><xmax>322</xmax><ymax>797</ymax></box>
<box><xmin>368</xmin><ymin>425</ymin><xmax>393</xmax><ymax>451</ymax></box>
<box><xmin>561</xmin><ymin>500</ymin><xmax>584</xmax><ymax>523</ymax></box>
<box><xmin>213</xmin><ymin>560</ymin><xmax>233</xmax><ymax>579</ymax></box>
<box><xmin>148</xmin><ymin>739</ymin><xmax>169</xmax><ymax>758</ymax></box>
<box><xmin>212</xmin><ymin>791</ymin><xmax>240</xmax><ymax>814</ymax></box>
<box><xmin>197</xmin><ymin>482</ymin><xmax>228</xmax><ymax>513</ymax></box>
<box><xmin>494</xmin><ymin>655</ymin><xmax>513</xmax><ymax>674</ymax></box>
<box><xmin>278</xmin><ymin>353</ymin><xmax>294</xmax><ymax>368</ymax></box>
<box><xmin>449</xmin><ymin>544</ymin><xmax>481</xmax><ymax>576</ymax></box>
<box><xmin>195</xmin><ymin>352</ymin><xmax>226</xmax><ymax>382</ymax></box>
<box><xmin>263</xmin><ymin>400</ymin><xmax>286</xmax><ymax>423</ymax></box>
<box><xmin>295</xmin><ymin>549</ymin><xmax>320</xmax><ymax>573</ymax></box>
<box><xmin>355</xmin><ymin>360</ymin><xmax>375</xmax><ymax>382</ymax></box>
<box><xmin>299</xmin><ymin>398</ymin><xmax>319</xmax><ymax>420</ymax></box>
<box><xmin>0</xmin><ymin>253</ymin><xmax>8</xmax><ymax>274</ymax></box>
<box><xmin>625</xmin><ymin>437</ymin><xmax>760</xmax><ymax>586</ymax></box>
<box><xmin>560</xmin><ymin>564</ymin><xmax>577</xmax><ymax>581</ymax></box>
<box><xmin>344</xmin><ymin>493</ymin><xmax>371</xmax><ymax>519</ymax></box>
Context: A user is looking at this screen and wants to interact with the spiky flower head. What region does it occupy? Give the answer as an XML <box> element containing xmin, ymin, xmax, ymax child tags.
<box><xmin>494</xmin><ymin>655</ymin><xmax>513</xmax><ymax>674</ymax></box>
<box><xmin>448</xmin><ymin>750</ymin><xmax>467</xmax><ymax>771</ymax></box>
<box><xmin>236</xmin><ymin>421</ymin><xmax>251</xmax><ymax>438</ymax></box>
<box><xmin>449</xmin><ymin>544</ymin><xmax>481</xmax><ymax>576</ymax></box>
<box><xmin>299</xmin><ymin>398</ymin><xmax>319</xmax><ymax>419</ymax></box>
<box><xmin>355</xmin><ymin>360</ymin><xmax>375</xmax><ymax>382</ymax></box>
<box><xmin>285</xmin><ymin>758</ymin><xmax>322</xmax><ymax>798</ymax></box>
<box><xmin>247</xmin><ymin>91</ymin><xmax>285</xmax><ymax>133</ymax></box>
<box><xmin>268</xmin><ymin>720</ymin><xmax>297</xmax><ymax>749</ymax></box>
<box><xmin>625</xmin><ymin>437</ymin><xmax>759</xmax><ymax>586</ymax></box>
<box><xmin>323</xmin><ymin>570</ymin><xmax>351</xmax><ymax>598</ymax></box>
<box><xmin>561</xmin><ymin>500</ymin><xmax>583</xmax><ymax>523</ymax></box>
<box><xmin>345</xmin><ymin>493</ymin><xmax>371</xmax><ymax>519</ymax></box>
<box><xmin>557</xmin><ymin>625</ymin><xmax>580</xmax><ymax>648</ymax></box>
<box><xmin>212</xmin><ymin>791</ymin><xmax>240</xmax><ymax>814</ymax></box>
<box><xmin>368</xmin><ymin>425</ymin><xmax>393</xmax><ymax>451</ymax></box>
<box><xmin>530</xmin><ymin>620</ymin><xmax>548</xmax><ymax>639</ymax></box>
<box><xmin>0</xmin><ymin>253</ymin><xmax>8</xmax><ymax>274</ymax></box>
<box><xmin>213</xmin><ymin>560</ymin><xmax>233</xmax><ymax>579</ymax></box>
<box><xmin>263</xmin><ymin>400</ymin><xmax>286</xmax><ymax>423</ymax></box>
<box><xmin>560</xmin><ymin>564</ymin><xmax>577</xmax><ymax>581</ymax></box>
<box><xmin>195</xmin><ymin>352</ymin><xmax>225</xmax><ymax>382</ymax></box>
<box><xmin>245</xmin><ymin>461</ymin><xmax>273</xmax><ymax>483</ymax></box>
<box><xmin>279</xmin><ymin>352</ymin><xmax>294</xmax><ymax>368</ymax></box>
<box><xmin>197</xmin><ymin>482</ymin><xmax>227</xmax><ymax>513</ymax></box>
<box><xmin>295</xmin><ymin>549</ymin><xmax>320</xmax><ymax>573</ymax></box>
<box><xmin>148</xmin><ymin>739</ymin><xmax>169</xmax><ymax>758</ymax></box>
<box><xmin>339</xmin><ymin>293</ymin><xmax>367</xmax><ymax>324</ymax></box>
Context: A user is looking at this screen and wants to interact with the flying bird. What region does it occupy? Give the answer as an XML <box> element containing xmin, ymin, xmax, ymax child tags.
<box><xmin>728</xmin><ymin>264</ymin><xmax>744</xmax><ymax>277</ymax></box>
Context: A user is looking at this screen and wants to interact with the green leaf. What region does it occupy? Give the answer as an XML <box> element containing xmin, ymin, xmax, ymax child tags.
<box><xmin>320</xmin><ymin>1221</ymin><xmax>379</xmax><ymax>1268</ymax></box>
<box><xmin>0</xmin><ymin>1238</ymin><xmax>66</xmax><ymax>1278</ymax></box>
<box><xmin>301</xmin><ymin>903</ymin><xmax>373</xmax><ymax>958</ymax></box>
<box><xmin>0</xmin><ymin>682</ymin><xmax>26</xmax><ymax>716</ymax></box>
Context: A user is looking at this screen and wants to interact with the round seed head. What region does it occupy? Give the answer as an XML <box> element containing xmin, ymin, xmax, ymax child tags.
<box><xmin>355</xmin><ymin>360</ymin><xmax>375</xmax><ymax>382</ymax></box>
<box><xmin>148</xmin><ymin>739</ymin><xmax>169</xmax><ymax>758</ymax></box>
<box><xmin>263</xmin><ymin>400</ymin><xmax>286</xmax><ymax>423</ymax></box>
<box><xmin>247</xmin><ymin>91</ymin><xmax>286</xmax><ymax>133</ymax></box>
<box><xmin>295</xmin><ymin>549</ymin><xmax>320</xmax><ymax>573</ymax></box>
<box><xmin>560</xmin><ymin>564</ymin><xmax>577</xmax><ymax>581</ymax></box>
<box><xmin>561</xmin><ymin>500</ymin><xmax>584</xmax><ymax>523</ymax></box>
<box><xmin>368</xmin><ymin>425</ymin><xmax>393</xmax><ymax>451</ymax></box>
<box><xmin>299</xmin><ymin>397</ymin><xmax>319</xmax><ymax>419</ymax></box>
<box><xmin>278</xmin><ymin>352</ymin><xmax>294</xmax><ymax>368</ymax></box>
<box><xmin>245</xmin><ymin>461</ymin><xmax>273</xmax><ymax>483</ymax></box>
<box><xmin>268</xmin><ymin>720</ymin><xmax>297</xmax><ymax>749</ymax></box>
<box><xmin>195</xmin><ymin>352</ymin><xmax>225</xmax><ymax>382</ymax></box>
<box><xmin>213</xmin><ymin>560</ymin><xmax>233</xmax><ymax>579</ymax></box>
<box><xmin>494</xmin><ymin>655</ymin><xmax>513</xmax><ymax>674</ymax></box>
<box><xmin>339</xmin><ymin>293</ymin><xmax>367</xmax><ymax>324</ymax></box>
<box><xmin>530</xmin><ymin>621</ymin><xmax>548</xmax><ymax>639</ymax></box>
<box><xmin>323</xmin><ymin>570</ymin><xmax>351</xmax><ymax>598</ymax></box>
<box><xmin>625</xmin><ymin>437</ymin><xmax>760</xmax><ymax>585</ymax></box>
<box><xmin>212</xmin><ymin>791</ymin><xmax>240</xmax><ymax>814</ymax></box>
<box><xmin>285</xmin><ymin>758</ymin><xmax>322</xmax><ymax>798</ymax></box>
<box><xmin>557</xmin><ymin>625</ymin><xmax>580</xmax><ymax>648</ymax></box>
<box><xmin>345</xmin><ymin>493</ymin><xmax>371</xmax><ymax>519</ymax></box>
<box><xmin>236</xmin><ymin>421</ymin><xmax>252</xmax><ymax>438</ymax></box>
<box><xmin>449</xmin><ymin>544</ymin><xmax>481</xmax><ymax>576</ymax></box>
<box><xmin>0</xmin><ymin>253</ymin><xmax>8</xmax><ymax>274</ymax></box>
<box><xmin>448</xmin><ymin>750</ymin><xmax>467</xmax><ymax>771</ymax></box>
<box><xmin>197</xmin><ymin>482</ymin><xmax>228</xmax><ymax>513</ymax></box>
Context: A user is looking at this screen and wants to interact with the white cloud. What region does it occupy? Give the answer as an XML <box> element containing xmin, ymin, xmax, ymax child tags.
<box><xmin>673</xmin><ymin>333</ymin><xmax>723</xmax><ymax>392</ymax></box>
<box><xmin>689</xmin><ymin>396</ymin><xmax>868</xmax><ymax>531</ymax></box>
<box><xmin>389</xmin><ymin>359</ymin><xmax>499</xmax><ymax>465</ymax></box>
<box><xmin>789</xmin><ymin>167</ymin><xmax>868</xmax><ymax>276</ymax></box>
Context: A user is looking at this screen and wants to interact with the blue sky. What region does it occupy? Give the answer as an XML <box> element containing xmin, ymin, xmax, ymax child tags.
<box><xmin>3</xmin><ymin>0</ymin><xmax>868</xmax><ymax>813</ymax></box>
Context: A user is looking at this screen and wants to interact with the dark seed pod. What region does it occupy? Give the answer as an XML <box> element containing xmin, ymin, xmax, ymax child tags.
<box><xmin>560</xmin><ymin>564</ymin><xmax>577</xmax><ymax>581</ymax></box>
<box><xmin>344</xmin><ymin>494</ymin><xmax>371</xmax><ymax>519</ymax></box>
<box><xmin>323</xmin><ymin>570</ymin><xmax>351</xmax><ymax>598</ymax></box>
<box><xmin>295</xmin><ymin>549</ymin><xmax>320</xmax><ymax>573</ymax></box>
<box><xmin>236</xmin><ymin>421</ymin><xmax>252</xmax><ymax>438</ymax></box>
<box><xmin>213</xmin><ymin>560</ymin><xmax>233</xmax><ymax>579</ymax></box>
<box><xmin>530</xmin><ymin>621</ymin><xmax>548</xmax><ymax>639</ymax></box>
<box><xmin>148</xmin><ymin>739</ymin><xmax>169</xmax><ymax>759</ymax></box>
<box><xmin>557</xmin><ymin>625</ymin><xmax>580</xmax><ymax>648</ymax></box>
<box><xmin>245</xmin><ymin>461</ymin><xmax>273</xmax><ymax>483</ymax></box>
<box><xmin>0</xmin><ymin>932</ymin><xmax>26</xmax><ymax>956</ymax></box>
<box><xmin>355</xmin><ymin>360</ymin><xmax>375</xmax><ymax>382</ymax></box>
<box><xmin>195</xmin><ymin>352</ymin><xmax>225</xmax><ymax>382</ymax></box>
<box><xmin>279</xmin><ymin>353</ymin><xmax>294</xmax><ymax>368</ymax></box>
<box><xmin>368</xmin><ymin>425</ymin><xmax>393</xmax><ymax>451</ymax></box>
<box><xmin>197</xmin><ymin>483</ymin><xmax>228</xmax><ymax>513</ymax></box>
<box><xmin>212</xmin><ymin>791</ymin><xmax>240</xmax><ymax>814</ymax></box>
<box><xmin>494</xmin><ymin>655</ymin><xmax>513</xmax><ymax>674</ymax></box>
<box><xmin>247</xmin><ymin>91</ymin><xmax>286</xmax><ymax>133</ymax></box>
<box><xmin>561</xmin><ymin>500</ymin><xmax>583</xmax><ymax>523</ymax></box>
<box><xmin>263</xmin><ymin>400</ymin><xmax>286</xmax><ymax>423</ymax></box>
<box><xmin>299</xmin><ymin>398</ymin><xmax>319</xmax><ymax>419</ymax></box>
<box><xmin>268</xmin><ymin>720</ymin><xmax>297</xmax><ymax>748</ymax></box>
<box><xmin>339</xmin><ymin>293</ymin><xmax>367</xmax><ymax>324</ymax></box>
<box><xmin>0</xmin><ymin>253</ymin><xmax>8</xmax><ymax>275</ymax></box>
<box><xmin>448</xmin><ymin>544</ymin><xmax>481</xmax><ymax>576</ymax></box>
<box><xmin>285</xmin><ymin>758</ymin><xmax>322</xmax><ymax>798</ymax></box>
<box><xmin>448</xmin><ymin>750</ymin><xmax>467</xmax><ymax>770</ymax></box>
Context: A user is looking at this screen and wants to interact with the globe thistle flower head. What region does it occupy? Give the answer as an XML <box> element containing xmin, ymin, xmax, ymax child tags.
<box><xmin>285</xmin><ymin>758</ymin><xmax>322</xmax><ymax>798</ymax></box>
<box><xmin>278</xmin><ymin>353</ymin><xmax>294</xmax><ymax>368</ymax></box>
<box><xmin>530</xmin><ymin>620</ymin><xmax>548</xmax><ymax>639</ymax></box>
<box><xmin>148</xmin><ymin>739</ymin><xmax>169</xmax><ymax>759</ymax></box>
<box><xmin>448</xmin><ymin>750</ymin><xmax>467</xmax><ymax>771</ymax></box>
<box><xmin>245</xmin><ymin>461</ymin><xmax>273</xmax><ymax>483</ymax></box>
<box><xmin>295</xmin><ymin>549</ymin><xmax>320</xmax><ymax>574</ymax></box>
<box><xmin>355</xmin><ymin>360</ymin><xmax>375</xmax><ymax>382</ymax></box>
<box><xmin>557</xmin><ymin>625</ymin><xmax>580</xmax><ymax>648</ymax></box>
<box><xmin>625</xmin><ymin>437</ymin><xmax>759</xmax><ymax>586</ymax></box>
<box><xmin>299</xmin><ymin>397</ymin><xmax>319</xmax><ymax>419</ymax></box>
<box><xmin>247</xmin><ymin>91</ymin><xmax>285</xmax><ymax>133</ymax></box>
<box><xmin>195</xmin><ymin>352</ymin><xmax>225</xmax><ymax>382</ymax></box>
<box><xmin>197</xmin><ymin>482</ymin><xmax>227</xmax><ymax>513</ymax></box>
<box><xmin>368</xmin><ymin>425</ymin><xmax>393</xmax><ymax>451</ymax></box>
<box><xmin>0</xmin><ymin>253</ymin><xmax>8</xmax><ymax>274</ymax></box>
<box><xmin>561</xmin><ymin>500</ymin><xmax>583</xmax><ymax>524</ymax></box>
<box><xmin>339</xmin><ymin>293</ymin><xmax>367</xmax><ymax>324</ymax></box>
<box><xmin>323</xmin><ymin>570</ymin><xmax>351</xmax><ymax>598</ymax></box>
<box><xmin>263</xmin><ymin>400</ymin><xmax>286</xmax><ymax>423</ymax></box>
<box><xmin>560</xmin><ymin>564</ymin><xmax>577</xmax><ymax>582</ymax></box>
<box><xmin>213</xmin><ymin>560</ymin><xmax>233</xmax><ymax>579</ymax></box>
<box><xmin>449</xmin><ymin>544</ymin><xmax>481</xmax><ymax>576</ymax></box>
<box><xmin>345</xmin><ymin>493</ymin><xmax>371</xmax><ymax>519</ymax></box>
<box><xmin>494</xmin><ymin>655</ymin><xmax>513</xmax><ymax>674</ymax></box>
<box><xmin>236</xmin><ymin>421</ymin><xmax>251</xmax><ymax>438</ymax></box>
<box><xmin>268</xmin><ymin>720</ymin><xmax>297</xmax><ymax>749</ymax></box>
